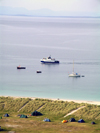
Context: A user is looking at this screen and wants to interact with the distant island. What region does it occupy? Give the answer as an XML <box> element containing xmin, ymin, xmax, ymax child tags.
<box><xmin>0</xmin><ymin>6</ymin><xmax>100</xmax><ymax>18</ymax></box>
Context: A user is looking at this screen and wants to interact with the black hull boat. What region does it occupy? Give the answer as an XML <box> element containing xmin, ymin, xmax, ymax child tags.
<box><xmin>36</xmin><ymin>70</ymin><xmax>42</xmax><ymax>73</ymax></box>
<box><xmin>17</xmin><ymin>66</ymin><xmax>26</xmax><ymax>69</ymax></box>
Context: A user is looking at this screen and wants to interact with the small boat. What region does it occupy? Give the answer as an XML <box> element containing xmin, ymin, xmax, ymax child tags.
<box><xmin>82</xmin><ymin>75</ymin><xmax>85</xmax><ymax>77</ymax></box>
<box><xmin>69</xmin><ymin>72</ymin><xmax>80</xmax><ymax>77</ymax></box>
<box><xmin>36</xmin><ymin>70</ymin><xmax>42</xmax><ymax>73</ymax></box>
<box><xmin>41</xmin><ymin>56</ymin><xmax>59</xmax><ymax>64</ymax></box>
<box><xmin>69</xmin><ymin>61</ymin><xmax>80</xmax><ymax>77</ymax></box>
<box><xmin>17</xmin><ymin>65</ymin><xmax>26</xmax><ymax>69</ymax></box>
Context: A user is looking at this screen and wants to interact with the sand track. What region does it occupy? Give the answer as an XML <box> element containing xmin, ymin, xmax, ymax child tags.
<box><xmin>18</xmin><ymin>101</ymin><xmax>29</xmax><ymax>112</ymax></box>
<box><xmin>64</xmin><ymin>106</ymin><xmax>85</xmax><ymax>117</ymax></box>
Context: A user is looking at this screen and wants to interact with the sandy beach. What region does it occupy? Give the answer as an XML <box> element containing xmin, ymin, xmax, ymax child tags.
<box><xmin>1</xmin><ymin>95</ymin><xmax>100</xmax><ymax>105</ymax></box>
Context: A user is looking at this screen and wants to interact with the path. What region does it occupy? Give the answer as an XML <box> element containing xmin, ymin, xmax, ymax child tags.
<box><xmin>64</xmin><ymin>106</ymin><xmax>85</xmax><ymax>117</ymax></box>
<box><xmin>18</xmin><ymin>101</ymin><xmax>29</xmax><ymax>112</ymax></box>
<box><xmin>36</xmin><ymin>103</ymin><xmax>45</xmax><ymax>111</ymax></box>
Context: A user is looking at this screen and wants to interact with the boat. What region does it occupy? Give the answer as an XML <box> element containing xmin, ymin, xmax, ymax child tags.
<box><xmin>69</xmin><ymin>72</ymin><xmax>80</xmax><ymax>77</ymax></box>
<box><xmin>36</xmin><ymin>70</ymin><xmax>42</xmax><ymax>73</ymax></box>
<box><xmin>82</xmin><ymin>75</ymin><xmax>85</xmax><ymax>77</ymax></box>
<box><xmin>17</xmin><ymin>65</ymin><xmax>26</xmax><ymax>69</ymax></box>
<box><xmin>69</xmin><ymin>61</ymin><xmax>80</xmax><ymax>77</ymax></box>
<box><xmin>41</xmin><ymin>56</ymin><xmax>59</xmax><ymax>64</ymax></box>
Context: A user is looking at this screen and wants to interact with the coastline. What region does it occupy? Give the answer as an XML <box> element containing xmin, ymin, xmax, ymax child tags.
<box><xmin>1</xmin><ymin>95</ymin><xmax>100</xmax><ymax>105</ymax></box>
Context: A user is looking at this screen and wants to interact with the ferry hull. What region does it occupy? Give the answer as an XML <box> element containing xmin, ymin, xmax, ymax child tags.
<box><xmin>41</xmin><ymin>61</ymin><xmax>59</xmax><ymax>63</ymax></box>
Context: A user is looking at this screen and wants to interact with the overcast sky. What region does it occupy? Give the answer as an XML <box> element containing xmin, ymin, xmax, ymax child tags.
<box><xmin>0</xmin><ymin>0</ymin><xmax>100</xmax><ymax>16</ymax></box>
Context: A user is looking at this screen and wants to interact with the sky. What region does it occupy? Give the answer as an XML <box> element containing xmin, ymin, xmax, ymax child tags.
<box><xmin>0</xmin><ymin>0</ymin><xmax>100</xmax><ymax>16</ymax></box>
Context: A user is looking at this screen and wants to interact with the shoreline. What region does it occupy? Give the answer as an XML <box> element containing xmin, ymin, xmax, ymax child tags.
<box><xmin>1</xmin><ymin>95</ymin><xmax>100</xmax><ymax>105</ymax></box>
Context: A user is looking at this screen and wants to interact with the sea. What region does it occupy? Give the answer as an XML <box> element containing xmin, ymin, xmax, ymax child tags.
<box><xmin>0</xmin><ymin>16</ymin><xmax>100</xmax><ymax>102</ymax></box>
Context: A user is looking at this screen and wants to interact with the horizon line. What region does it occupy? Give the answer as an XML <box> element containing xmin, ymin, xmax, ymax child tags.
<box><xmin>0</xmin><ymin>14</ymin><xmax>100</xmax><ymax>18</ymax></box>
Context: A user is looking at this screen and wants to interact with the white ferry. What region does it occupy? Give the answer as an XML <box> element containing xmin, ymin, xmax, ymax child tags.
<box><xmin>41</xmin><ymin>56</ymin><xmax>59</xmax><ymax>64</ymax></box>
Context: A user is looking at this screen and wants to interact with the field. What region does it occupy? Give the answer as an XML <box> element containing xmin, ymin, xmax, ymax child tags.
<box><xmin>0</xmin><ymin>96</ymin><xmax>100</xmax><ymax>133</ymax></box>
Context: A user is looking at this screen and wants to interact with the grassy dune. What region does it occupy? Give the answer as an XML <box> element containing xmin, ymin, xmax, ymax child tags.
<box><xmin>0</xmin><ymin>96</ymin><xmax>100</xmax><ymax>133</ymax></box>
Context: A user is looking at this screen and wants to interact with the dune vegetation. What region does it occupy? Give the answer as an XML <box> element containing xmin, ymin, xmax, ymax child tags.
<box><xmin>0</xmin><ymin>96</ymin><xmax>100</xmax><ymax>133</ymax></box>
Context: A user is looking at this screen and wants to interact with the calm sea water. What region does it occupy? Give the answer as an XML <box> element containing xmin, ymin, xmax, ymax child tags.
<box><xmin>0</xmin><ymin>16</ymin><xmax>100</xmax><ymax>101</ymax></box>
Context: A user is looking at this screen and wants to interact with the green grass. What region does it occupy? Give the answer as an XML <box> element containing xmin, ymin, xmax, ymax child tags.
<box><xmin>20</xmin><ymin>98</ymin><xmax>47</xmax><ymax>113</ymax></box>
<box><xmin>0</xmin><ymin>96</ymin><xmax>100</xmax><ymax>133</ymax></box>
<box><xmin>74</xmin><ymin>104</ymin><xmax>100</xmax><ymax>121</ymax></box>
<box><xmin>0</xmin><ymin>96</ymin><xmax>31</xmax><ymax>112</ymax></box>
